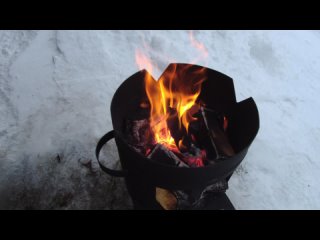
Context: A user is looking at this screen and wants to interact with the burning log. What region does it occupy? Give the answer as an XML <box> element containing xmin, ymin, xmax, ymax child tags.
<box><xmin>125</xmin><ymin>117</ymin><xmax>156</xmax><ymax>155</ymax></box>
<box><xmin>188</xmin><ymin>114</ymin><xmax>216</xmax><ymax>160</ymax></box>
<box><xmin>173</xmin><ymin>144</ymin><xmax>207</xmax><ymax>167</ymax></box>
<box><xmin>189</xmin><ymin>106</ymin><xmax>235</xmax><ymax>161</ymax></box>
<box><xmin>126</xmin><ymin>98</ymin><xmax>233</xmax><ymax>167</ymax></box>
<box><xmin>200</xmin><ymin>106</ymin><xmax>235</xmax><ymax>158</ymax></box>
<box><xmin>147</xmin><ymin>144</ymin><xmax>189</xmax><ymax>167</ymax></box>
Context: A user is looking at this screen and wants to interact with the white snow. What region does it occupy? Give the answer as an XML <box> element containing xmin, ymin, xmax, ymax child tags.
<box><xmin>0</xmin><ymin>30</ymin><xmax>319</xmax><ymax>209</ymax></box>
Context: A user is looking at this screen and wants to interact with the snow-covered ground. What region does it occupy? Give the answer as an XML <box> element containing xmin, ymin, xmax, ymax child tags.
<box><xmin>0</xmin><ymin>30</ymin><xmax>319</xmax><ymax>209</ymax></box>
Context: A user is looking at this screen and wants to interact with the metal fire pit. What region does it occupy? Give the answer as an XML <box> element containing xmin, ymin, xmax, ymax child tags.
<box><xmin>96</xmin><ymin>63</ymin><xmax>259</xmax><ymax>210</ymax></box>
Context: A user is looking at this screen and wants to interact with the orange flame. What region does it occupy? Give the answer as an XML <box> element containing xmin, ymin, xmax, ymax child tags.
<box><xmin>135</xmin><ymin>34</ymin><xmax>208</xmax><ymax>150</ymax></box>
<box><xmin>135</xmin><ymin>50</ymin><xmax>176</xmax><ymax>149</ymax></box>
<box><xmin>189</xmin><ymin>31</ymin><xmax>208</xmax><ymax>64</ymax></box>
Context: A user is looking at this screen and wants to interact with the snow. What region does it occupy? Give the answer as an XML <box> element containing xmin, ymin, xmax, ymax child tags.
<box><xmin>1</xmin><ymin>30</ymin><xmax>320</xmax><ymax>209</ymax></box>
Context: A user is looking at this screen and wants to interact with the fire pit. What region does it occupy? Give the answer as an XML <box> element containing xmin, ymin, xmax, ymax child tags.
<box><xmin>96</xmin><ymin>63</ymin><xmax>259</xmax><ymax>210</ymax></box>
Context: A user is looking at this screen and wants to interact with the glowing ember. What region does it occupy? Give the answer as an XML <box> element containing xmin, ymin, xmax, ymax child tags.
<box><xmin>223</xmin><ymin>116</ymin><xmax>228</xmax><ymax>131</ymax></box>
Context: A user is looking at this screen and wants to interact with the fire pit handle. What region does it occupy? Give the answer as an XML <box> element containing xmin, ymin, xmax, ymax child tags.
<box><xmin>96</xmin><ymin>130</ymin><xmax>127</xmax><ymax>177</ymax></box>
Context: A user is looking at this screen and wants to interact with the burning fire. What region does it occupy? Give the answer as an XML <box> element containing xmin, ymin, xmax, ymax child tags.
<box><xmin>135</xmin><ymin>32</ymin><xmax>209</xmax><ymax>151</ymax></box>
<box><xmin>135</xmin><ymin>56</ymin><xmax>207</xmax><ymax>151</ymax></box>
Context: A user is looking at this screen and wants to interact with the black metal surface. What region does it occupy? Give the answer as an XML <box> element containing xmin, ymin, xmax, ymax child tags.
<box><xmin>202</xmin><ymin>193</ymin><xmax>235</xmax><ymax>210</ymax></box>
<box><xmin>97</xmin><ymin>63</ymin><xmax>260</xmax><ymax>210</ymax></box>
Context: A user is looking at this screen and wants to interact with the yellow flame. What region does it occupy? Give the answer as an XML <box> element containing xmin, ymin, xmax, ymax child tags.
<box><xmin>135</xmin><ymin>35</ymin><xmax>208</xmax><ymax>150</ymax></box>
